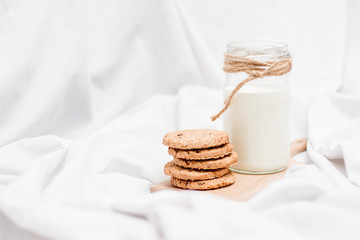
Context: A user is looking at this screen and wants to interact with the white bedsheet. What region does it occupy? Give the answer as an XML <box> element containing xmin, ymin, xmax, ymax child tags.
<box><xmin>1</xmin><ymin>0</ymin><xmax>360</xmax><ymax>239</ymax></box>
<box><xmin>1</xmin><ymin>86</ymin><xmax>360</xmax><ymax>240</ymax></box>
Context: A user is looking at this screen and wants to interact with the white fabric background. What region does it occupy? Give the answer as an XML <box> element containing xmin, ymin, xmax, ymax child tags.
<box><xmin>0</xmin><ymin>0</ymin><xmax>360</xmax><ymax>239</ymax></box>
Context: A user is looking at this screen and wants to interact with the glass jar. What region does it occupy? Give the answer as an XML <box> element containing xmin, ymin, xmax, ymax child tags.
<box><xmin>223</xmin><ymin>41</ymin><xmax>291</xmax><ymax>174</ymax></box>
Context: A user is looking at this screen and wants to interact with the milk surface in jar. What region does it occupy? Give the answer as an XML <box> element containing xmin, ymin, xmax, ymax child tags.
<box><xmin>222</xmin><ymin>41</ymin><xmax>291</xmax><ymax>174</ymax></box>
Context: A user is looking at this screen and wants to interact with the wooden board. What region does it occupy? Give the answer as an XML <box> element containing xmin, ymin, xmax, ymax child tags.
<box><xmin>151</xmin><ymin>139</ymin><xmax>307</xmax><ymax>201</ymax></box>
<box><xmin>151</xmin><ymin>159</ymin><xmax>299</xmax><ymax>201</ymax></box>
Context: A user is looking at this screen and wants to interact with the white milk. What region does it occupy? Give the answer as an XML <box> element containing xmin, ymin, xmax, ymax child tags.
<box><xmin>223</xmin><ymin>85</ymin><xmax>290</xmax><ymax>173</ymax></box>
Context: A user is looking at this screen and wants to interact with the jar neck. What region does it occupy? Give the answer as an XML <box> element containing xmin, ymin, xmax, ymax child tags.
<box><xmin>226</xmin><ymin>41</ymin><xmax>290</xmax><ymax>61</ymax></box>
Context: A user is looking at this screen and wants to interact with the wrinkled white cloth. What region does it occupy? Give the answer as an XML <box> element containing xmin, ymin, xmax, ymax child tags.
<box><xmin>307</xmin><ymin>92</ymin><xmax>360</xmax><ymax>187</ymax></box>
<box><xmin>0</xmin><ymin>0</ymin><xmax>348</xmax><ymax>145</ymax></box>
<box><xmin>1</xmin><ymin>0</ymin><xmax>360</xmax><ymax>239</ymax></box>
<box><xmin>1</xmin><ymin>86</ymin><xmax>360</xmax><ymax>240</ymax></box>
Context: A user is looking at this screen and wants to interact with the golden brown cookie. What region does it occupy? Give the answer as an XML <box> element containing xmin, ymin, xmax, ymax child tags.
<box><xmin>168</xmin><ymin>143</ymin><xmax>233</xmax><ymax>160</ymax></box>
<box><xmin>170</xmin><ymin>171</ymin><xmax>235</xmax><ymax>190</ymax></box>
<box><xmin>164</xmin><ymin>161</ymin><xmax>229</xmax><ymax>180</ymax></box>
<box><xmin>162</xmin><ymin>129</ymin><xmax>229</xmax><ymax>150</ymax></box>
<box><xmin>164</xmin><ymin>161</ymin><xmax>173</xmax><ymax>176</ymax></box>
<box><xmin>173</xmin><ymin>152</ymin><xmax>238</xmax><ymax>170</ymax></box>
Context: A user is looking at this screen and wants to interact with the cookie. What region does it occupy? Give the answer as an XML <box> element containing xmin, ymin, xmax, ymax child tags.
<box><xmin>168</xmin><ymin>143</ymin><xmax>233</xmax><ymax>160</ymax></box>
<box><xmin>164</xmin><ymin>161</ymin><xmax>229</xmax><ymax>180</ymax></box>
<box><xmin>173</xmin><ymin>152</ymin><xmax>238</xmax><ymax>170</ymax></box>
<box><xmin>170</xmin><ymin>171</ymin><xmax>235</xmax><ymax>190</ymax></box>
<box><xmin>164</xmin><ymin>161</ymin><xmax>173</xmax><ymax>176</ymax></box>
<box><xmin>162</xmin><ymin>129</ymin><xmax>229</xmax><ymax>150</ymax></box>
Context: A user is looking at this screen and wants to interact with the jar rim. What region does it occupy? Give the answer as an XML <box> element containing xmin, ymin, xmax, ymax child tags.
<box><xmin>227</xmin><ymin>40</ymin><xmax>290</xmax><ymax>60</ymax></box>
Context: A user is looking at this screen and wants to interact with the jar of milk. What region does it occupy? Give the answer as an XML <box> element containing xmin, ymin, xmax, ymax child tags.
<box><xmin>223</xmin><ymin>41</ymin><xmax>291</xmax><ymax>174</ymax></box>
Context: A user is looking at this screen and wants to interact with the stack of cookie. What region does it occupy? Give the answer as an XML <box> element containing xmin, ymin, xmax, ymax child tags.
<box><xmin>162</xmin><ymin>129</ymin><xmax>238</xmax><ymax>190</ymax></box>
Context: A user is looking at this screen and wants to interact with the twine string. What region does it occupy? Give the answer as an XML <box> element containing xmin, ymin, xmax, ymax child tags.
<box><xmin>211</xmin><ymin>54</ymin><xmax>292</xmax><ymax>121</ymax></box>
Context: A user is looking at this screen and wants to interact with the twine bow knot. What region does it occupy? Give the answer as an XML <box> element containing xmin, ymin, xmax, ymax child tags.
<box><xmin>211</xmin><ymin>54</ymin><xmax>292</xmax><ymax>121</ymax></box>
